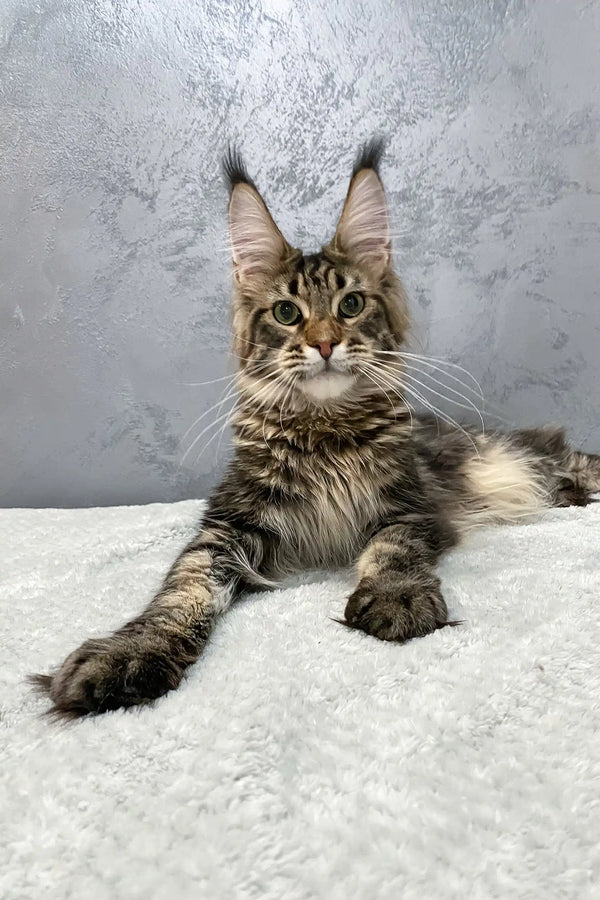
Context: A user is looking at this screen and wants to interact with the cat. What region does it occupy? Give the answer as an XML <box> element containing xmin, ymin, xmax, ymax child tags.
<box><xmin>33</xmin><ymin>139</ymin><xmax>600</xmax><ymax>719</ymax></box>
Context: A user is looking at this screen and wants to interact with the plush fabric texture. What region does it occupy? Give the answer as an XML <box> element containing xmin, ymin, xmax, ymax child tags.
<box><xmin>1</xmin><ymin>500</ymin><xmax>599</xmax><ymax>898</ymax></box>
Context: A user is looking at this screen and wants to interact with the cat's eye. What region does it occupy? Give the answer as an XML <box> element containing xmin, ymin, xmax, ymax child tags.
<box><xmin>273</xmin><ymin>300</ymin><xmax>302</xmax><ymax>326</ymax></box>
<box><xmin>338</xmin><ymin>292</ymin><xmax>365</xmax><ymax>319</ymax></box>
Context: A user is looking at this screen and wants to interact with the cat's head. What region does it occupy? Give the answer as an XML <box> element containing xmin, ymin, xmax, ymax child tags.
<box><xmin>226</xmin><ymin>140</ymin><xmax>408</xmax><ymax>407</ymax></box>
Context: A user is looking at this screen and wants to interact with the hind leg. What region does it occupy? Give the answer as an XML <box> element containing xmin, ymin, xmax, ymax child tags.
<box><xmin>556</xmin><ymin>451</ymin><xmax>600</xmax><ymax>506</ymax></box>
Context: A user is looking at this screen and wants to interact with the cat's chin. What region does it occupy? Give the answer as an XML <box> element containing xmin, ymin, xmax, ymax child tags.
<box><xmin>298</xmin><ymin>371</ymin><xmax>356</xmax><ymax>403</ymax></box>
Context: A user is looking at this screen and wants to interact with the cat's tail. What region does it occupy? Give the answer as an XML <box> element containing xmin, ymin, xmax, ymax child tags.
<box><xmin>513</xmin><ymin>425</ymin><xmax>600</xmax><ymax>507</ymax></box>
<box><xmin>557</xmin><ymin>449</ymin><xmax>600</xmax><ymax>506</ymax></box>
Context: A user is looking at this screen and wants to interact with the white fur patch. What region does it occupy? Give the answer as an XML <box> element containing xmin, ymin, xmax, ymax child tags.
<box><xmin>300</xmin><ymin>371</ymin><xmax>356</xmax><ymax>402</ymax></box>
<box><xmin>462</xmin><ymin>439</ymin><xmax>550</xmax><ymax>528</ymax></box>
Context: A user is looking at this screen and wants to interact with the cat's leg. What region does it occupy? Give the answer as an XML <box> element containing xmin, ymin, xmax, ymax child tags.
<box><xmin>556</xmin><ymin>450</ymin><xmax>600</xmax><ymax>505</ymax></box>
<box><xmin>344</xmin><ymin>523</ymin><xmax>449</xmax><ymax>642</ymax></box>
<box><xmin>32</xmin><ymin>522</ymin><xmax>271</xmax><ymax>718</ymax></box>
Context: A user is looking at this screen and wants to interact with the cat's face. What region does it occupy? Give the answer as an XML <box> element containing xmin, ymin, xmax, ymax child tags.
<box><xmin>226</xmin><ymin>142</ymin><xmax>408</xmax><ymax>407</ymax></box>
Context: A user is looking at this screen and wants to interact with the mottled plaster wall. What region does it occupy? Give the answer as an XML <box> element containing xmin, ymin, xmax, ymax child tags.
<box><xmin>1</xmin><ymin>0</ymin><xmax>599</xmax><ymax>508</ymax></box>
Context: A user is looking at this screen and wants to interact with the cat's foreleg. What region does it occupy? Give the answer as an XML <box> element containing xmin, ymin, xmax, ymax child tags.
<box><xmin>344</xmin><ymin>523</ymin><xmax>448</xmax><ymax>642</ymax></box>
<box><xmin>33</xmin><ymin>522</ymin><xmax>268</xmax><ymax>718</ymax></box>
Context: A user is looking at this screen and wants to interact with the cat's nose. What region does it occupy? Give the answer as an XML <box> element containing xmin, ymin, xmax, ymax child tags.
<box><xmin>312</xmin><ymin>341</ymin><xmax>337</xmax><ymax>360</ymax></box>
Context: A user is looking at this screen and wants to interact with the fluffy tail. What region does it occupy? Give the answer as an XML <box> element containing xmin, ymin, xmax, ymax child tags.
<box><xmin>557</xmin><ymin>450</ymin><xmax>600</xmax><ymax>506</ymax></box>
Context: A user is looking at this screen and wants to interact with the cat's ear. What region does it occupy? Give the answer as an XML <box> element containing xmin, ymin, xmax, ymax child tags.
<box><xmin>224</xmin><ymin>149</ymin><xmax>291</xmax><ymax>287</ymax></box>
<box><xmin>331</xmin><ymin>139</ymin><xmax>391</xmax><ymax>273</ymax></box>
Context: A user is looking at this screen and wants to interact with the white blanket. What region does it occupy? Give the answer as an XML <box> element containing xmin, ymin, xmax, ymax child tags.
<box><xmin>1</xmin><ymin>500</ymin><xmax>599</xmax><ymax>899</ymax></box>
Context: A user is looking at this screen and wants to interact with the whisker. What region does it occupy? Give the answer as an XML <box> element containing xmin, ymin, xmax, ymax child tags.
<box><xmin>400</xmin><ymin>357</ymin><xmax>484</xmax><ymax>403</ymax></box>
<box><xmin>401</xmin><ymin>383</ymin><xmax>480</xmax><ymax>455</ymax></box>
<box><xmin>180</xmin><ymin>366</ymin><xmax>285</xmax><ymax>467</ymax></box>
<box><xmin>257</xmin><ymin>373</ymin><xmax>295</xmax><ymax>450</ymax></box>
<box><xmin>243</xmin><ymin>370</ymin><xmax>292</xmax><ymax>411</ymax></box>
<box><xmin>180</xmin><ymin>404</ymin><xmax>240</xmax><ymax>466</ymax></box>
<box><xmin>375</xmin><ymin>350</ymin><xmax>484</xmax><ymax>399</ymax></box>
<box><xmin>179</xmin><ymin>381</ymin><xmax>239</xmax><ymax>446</ymax></box>
<box><xmin>213</xmin><ymin>377</ymin><xmax>244</xmax><ymax>458</ymax></box>
<box><xmin>356</xmin><ymin>364</ymin><xmax>400</xmax><ymax>421</ymax></box>
<box><xmin>178</xmin><ymin>373</ymin><xmax>237</xmax><ymax>387</ymax></box>
<box><xmin>359</xmin><ymin>362</ymin><xmax>414</xmax><ymax>431</ymax></box>
<box><xmin>398</xmin><ymin>356</ymin><xmax>517</xmax><ymax>428</ymax></box>
<box><xmin>403</xmin><ymin>371</ymin><xmax>485</xmax><ymax>435</ymax></box>
<box><xmin>362</xmin><ymin>360</ymin><xmax>480</xmax><ymax>453</ymax></box>
<box><xmin>236</xmin><ymin>337</ymin><xmax>291</xmax><ymax>353</ymax></box>
<box><xmin>193</xmin><ymin>404</ymin><xmax>240</xmax><ymax>466</ymax></box>
<box><xmin>190</xmin><ymin>369</ymin><xmax>291</xmax><ymax>466</ymax></box>
<box><xmin>279</xmin><ymin>376</ymin><xmax>298</xmax><ymax>437</ymax></box>
<box><xmin>375</xmin><ymin>361</ymin><xmax>486</xmax><ymax>434</ymax></box>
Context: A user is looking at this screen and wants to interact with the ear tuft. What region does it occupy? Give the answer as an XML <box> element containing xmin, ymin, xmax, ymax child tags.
<box><xmin>223</xmin><ymin>146</ymin><xmax>256</xmax><ymax>191</ymax></box>
<box><xmin>352</xmin><ymin>136</ymin><xmax>387</xmax><ymax>177</ymax></box>
<box><xmin>332</xmin><ymin>144</ymin><xmax>391</xmax><ymax>271</ymax></box>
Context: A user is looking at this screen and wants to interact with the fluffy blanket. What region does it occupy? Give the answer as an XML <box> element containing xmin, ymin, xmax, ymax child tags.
<box><xmin>1</xmin><ymin>500</ymin><xmax>599</xmax><ymax>899</ymax></box>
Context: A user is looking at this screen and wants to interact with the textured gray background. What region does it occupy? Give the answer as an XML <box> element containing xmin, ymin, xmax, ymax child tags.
<box><xmin>1</xmin><ymin>0</ymin><xmax>599</xmax><ymax>509</ymax></box>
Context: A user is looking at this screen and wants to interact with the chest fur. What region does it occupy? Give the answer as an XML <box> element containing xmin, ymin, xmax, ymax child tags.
<box><xmin>259</xmin><ymin>443</ymin><xmax>395</xmax><ymax>568</ymax></box>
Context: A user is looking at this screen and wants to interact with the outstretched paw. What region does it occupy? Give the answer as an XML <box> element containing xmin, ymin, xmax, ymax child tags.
<box><xmin>31</xmin><ymin>632</ymin><xmax>189</xmax><ymax>720</ymax></box>
<box><xmin>343</xmin><ymin>574</ymin><xmax>449</xmax><ymax>643</ymax></box>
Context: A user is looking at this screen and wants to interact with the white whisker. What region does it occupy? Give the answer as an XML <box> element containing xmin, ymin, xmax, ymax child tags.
<box><xmin>279</xmin><ymin>376</ymin><xmax>298</xmax><ymax>437</ymax></box>
<box><xmin>401</xmin><ymin>358</ymin><xmax>484</xmax><ymax>403</ymax></box>
<box><xmin>179</xmin><ymin>365</ymin><xmax>284</xmax><ymax>467</ymax></box>
<box><xmin>179</xmin><ymin>382</ymin><xmax>239</xmax><ymax>446</ymax></box>
<box><xmin>376</xmin><ymin>361</ymin><xmax>486</xmax><ymax>435</ymax></box>
<box><xmin>361</xmin><ymin>359</ymin><xmax>480</xmax><ymax>454</ymax></box>
<box><xmin>403</xmin><ymin>370</ymin><xmax>485</xmax><ymax>434</ymax></box>
<box><xmin>193</xmin><ymin>404</ymin><xmax>241</xmax><ymax>466</ymax></box>
<box><xmin>359</xmin><ymin>362</ymin><xmax>414</xmax><ymax>431</ymax></box>
<box><xmin>180</xmin><ymin>404</ymin><xmax>240</xmax><ymax>466</ymax></box>
<box><xmin>402</xmin><ymin>383</ymin><xmax>480</xmax><ymax>455</ymax></box>
<box><xmin>178</xmin><ymin>373</ymin><xmax>237</xmax><ymax>387</ymax></box>
<box><xmin>357</xmin><ymin>364</ymin><xmax>399</xmax><ymax>420</ymax></box>
<box><xmin>375</xmin><ymin>349</ymin><xmax>484</xmax><ymax>399</ymax></box>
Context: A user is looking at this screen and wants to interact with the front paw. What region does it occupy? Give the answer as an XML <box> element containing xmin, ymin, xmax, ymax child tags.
<box><xmin>32</xmin><ymin>632</ymin><xmax>187</xmax><ymax>719</ymax></box>
<box><xmin>344</xmin><ymin>574</ymin><xmax>448</xmax><ymax>642</ymax></box>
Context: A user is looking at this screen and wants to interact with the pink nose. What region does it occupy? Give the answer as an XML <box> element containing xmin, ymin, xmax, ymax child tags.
<box><xmin>314</xmin><ymin>341</ymin><xmax>335</xmax><ymax>360</ymax></box>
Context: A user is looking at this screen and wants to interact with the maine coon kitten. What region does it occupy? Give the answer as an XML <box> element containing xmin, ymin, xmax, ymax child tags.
<box><xmin>34</xmin><ymin>140</ymin><xmax>600</xmax><ymax>718</ymax></box>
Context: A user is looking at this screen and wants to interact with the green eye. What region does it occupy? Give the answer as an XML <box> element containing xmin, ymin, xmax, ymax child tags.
<box><xmin>273</xmin><ymin>300</ymin><xmax>302</xmax><ymax>326</ymax></box>
<box><xmin>339</xmin><ymin>292</ymin><xmax>365</xmax><ymax>319</ymax></box>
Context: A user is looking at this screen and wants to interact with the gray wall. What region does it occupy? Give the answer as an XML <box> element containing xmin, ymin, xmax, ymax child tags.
<box><xmin>1</xmin><ymin>0</ymin><xmax>599</xmax><ymax>508</ymax></box>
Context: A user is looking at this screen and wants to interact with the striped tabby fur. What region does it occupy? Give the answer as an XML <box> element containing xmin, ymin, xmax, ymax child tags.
<box><xmin>33</xmin><ymin>140</ymin><xmax>600</xmax><ymax>718</ymax></box>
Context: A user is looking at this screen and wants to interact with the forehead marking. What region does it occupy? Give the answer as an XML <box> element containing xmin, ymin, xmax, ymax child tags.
<box><xmin>284</xmin><ymin>255</ymin><xmax>353</xmax><ymax>319</ymax></box>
